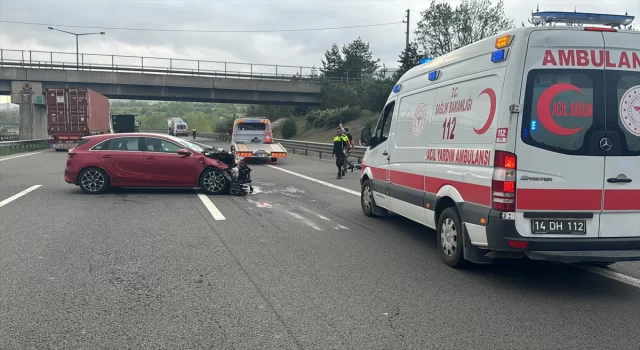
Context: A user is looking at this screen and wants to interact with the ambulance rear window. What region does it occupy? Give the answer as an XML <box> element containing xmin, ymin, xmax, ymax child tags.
<box><xmin>609</xmin><ymin>71</ymin><xmax>640</xmax><ymax>154</ymax></box>
<box><xmin>237</xmin><ymin>122</ymin><xmax>266</xmax><ymax>131</ymax></box>
<box><xmin>521</xmin><ymin>69</ymin><xmax>603</xmax><ymax>156</ymax></box>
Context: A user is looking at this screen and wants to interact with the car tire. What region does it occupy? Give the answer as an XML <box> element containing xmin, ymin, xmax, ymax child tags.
<box><xmin>78</xmin><ymin>167</ymin><xmax>110</xmax><ymax>194</ymax></box>
<box><xmin>437</xmin><ymin>207</ymin><xmax>466</xmax><ymax>268</ymax></box>
<box><xmin>200</xmin><ymin>168</ymin><xmax>229</xmax><ymax>195</ymax></box>
<box><xmin>361</xmin><ymin>179</ymin><xmax>382</xmax><ymax>217</ymax></box>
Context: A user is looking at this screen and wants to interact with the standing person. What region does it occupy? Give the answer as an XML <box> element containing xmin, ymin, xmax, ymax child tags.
<box><xmin>332</xmin><ymin>128</ymin><xmax>349</xmax><ymax>179</ymax></box>
<box><xmin>343</xmin><ymin>127</ymin><xmax>355</xmax><ymax>172</ymax></box>
<box><xmin>192</xmin><ymin>128</ymin><xmax>197</xmax><ymax>139</ymax></box>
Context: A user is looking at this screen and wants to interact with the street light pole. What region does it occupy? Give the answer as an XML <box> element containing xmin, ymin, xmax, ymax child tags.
<box><xmin>48</xmin><ymin>27</ymin><xmax>105</xmax><ymax>69</ymax></box>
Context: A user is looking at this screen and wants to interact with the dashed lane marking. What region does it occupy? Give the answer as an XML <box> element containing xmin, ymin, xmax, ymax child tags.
<box><xmin>0</xmin><ymin>185</ymin><xmax>42</xmax><ymax>209</ymax></box>
<box><xmin>265</xmin><ymin>165</ymin><xmax>360</xmax><ymax>197</ymax></box>
<box><xmin>197</xmin><ymin>193</ymin><xmax>226</xmax><ymax>220</ymax></box>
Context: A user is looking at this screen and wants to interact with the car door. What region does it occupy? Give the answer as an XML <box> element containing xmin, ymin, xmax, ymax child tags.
<box><xmin>143</xmin><ymin>137</ymin><xmax>198</xmax><ymax>186</ymax></box>
<box><xmin>599</xmin><ymin>31</ymin><xmax>640</xmax><ymax>238</ymax></box>
<box><xmin>366</xmin><ymin>101</ymin><xmax>396</xmax><ymax>209</ymax></box>
<box><xmin>99</xmin><ymin>136</ymin><xmax>146</xmax><ymax>186</ymax></box>
<box><xmin>514</xmin><ymin>29</ymin><xmax>606</xmax><ymax>239</ymax></box>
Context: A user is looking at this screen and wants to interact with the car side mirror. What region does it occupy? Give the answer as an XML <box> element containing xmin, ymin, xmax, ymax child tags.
<box><xmin>360</xmin><ymin>127</ymin><xmax>372</xmax><ymax>147</ymax></box>
<box><xmin>177</xmin><ymin>149</ymin><xmax>191</xmax><ymax>156</ymax></box>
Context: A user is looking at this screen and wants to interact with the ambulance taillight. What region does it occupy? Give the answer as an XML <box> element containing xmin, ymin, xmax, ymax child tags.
<box><xmin>492</xmin><ymin>151</ymin><xmax>517</xmax><ymax>212</ymax></box>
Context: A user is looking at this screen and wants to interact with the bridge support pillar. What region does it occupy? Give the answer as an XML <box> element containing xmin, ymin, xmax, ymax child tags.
<box><xmin>18</xmin><ymin>97</ymin><xmax>47</xmax><ymax>140</ymax></box>
<box><xmin>12</xmin><ymin>82</ymin><xmax>47</xmax><ymax>140</ymax></box>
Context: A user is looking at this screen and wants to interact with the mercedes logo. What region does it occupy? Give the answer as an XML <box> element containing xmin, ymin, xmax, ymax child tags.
<box><xmin>599</xmin><ymin>137</ymin><xmax>612</xmax><ymax>151</ymax></box>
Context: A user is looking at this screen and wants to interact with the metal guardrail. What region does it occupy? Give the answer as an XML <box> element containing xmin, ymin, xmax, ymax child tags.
<box><xmin>0</xmin><ymin>49</ymin><xmax>364</xmax><ymax>83</ymax></box>
<box><xmin>0</xmin><ymin>139</ymin><xmax>49</xmax><ymax>155</ymax></box>
<box><xmin>0</xmin><ymin>135</ymin><xmax>19</xmax><ymax>141</ymax></box>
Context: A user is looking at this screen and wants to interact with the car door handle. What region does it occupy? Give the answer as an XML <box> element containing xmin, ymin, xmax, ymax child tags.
<box><xmin>383</xmin><ymin>150</ymin><xmax>388</xmax><ymax>156</ymax></box>
<box><xmin>145</xmin><ymin>156</ymin><xmax>155</xmax><ymax>160</ymax></box>
<box><xmin>607</xmin><ymin>177</ymin><xmax>632</xmax><ymax>183</ymax></box>
<box><xmin>101</xmin><ymin>155</ymin><xmax>112</xmax><ymax>159</ymax></box>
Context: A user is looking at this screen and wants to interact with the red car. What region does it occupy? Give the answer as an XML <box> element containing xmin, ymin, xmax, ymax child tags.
<box><xmin>64</xmin><ymin>133</ymin><xmax>252</xmax><ymax>195</ymax></box>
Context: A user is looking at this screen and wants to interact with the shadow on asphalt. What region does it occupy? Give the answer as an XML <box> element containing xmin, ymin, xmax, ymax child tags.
<box><xmin>372</xmin><ymin>213</ymin><xmax>637</xmax><ymax>296</ymax></box>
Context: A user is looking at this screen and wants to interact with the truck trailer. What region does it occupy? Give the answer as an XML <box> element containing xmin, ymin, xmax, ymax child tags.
<box><xmin>46</xmin><ymin>88</ymin><xmax>111</xmax><ymax>151</ymax></box>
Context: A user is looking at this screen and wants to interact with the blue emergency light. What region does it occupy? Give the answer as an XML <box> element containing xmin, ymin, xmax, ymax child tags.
<box><xmin>491</xmin><ymin>49</ymin><xmax>507</xmax><ymax>63</ymax></box>
<box><xmin>428</xmin><ymin>71</ymin><xmax>439</xmax><ymax>81</ymax></box>
<box><xmin>392</xmin><ymin>84</ymin><xmax>402</xmax><ymax>93</ymax></box>
<box><xmin>532</xmin><ymin>11</ymin><xmax>635</xmax><ymax>27</ymax></box>
<box><xmin>419</xmin><ymin>57</ymin><xmax>433</xmax><ymax>64</ymax></box>
<box><xmin>530</xmin><ymin>120</ymin><xmax>537</xmax><ymax>131</ymax></box>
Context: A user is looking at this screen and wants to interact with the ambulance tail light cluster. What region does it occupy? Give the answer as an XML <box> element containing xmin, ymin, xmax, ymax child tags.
<box><xmin>491</xmin><ymin>151</ymin><xmax>517</xmax><ymax>212</ymax></box>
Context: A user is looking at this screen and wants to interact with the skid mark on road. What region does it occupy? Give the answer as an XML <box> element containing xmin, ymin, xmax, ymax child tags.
<box><xmin>0</xmin><ymin>185</ymin><xmax>42</xmax><ymax>209</ymax></box>
<box><xmin>287</xmin><ymin>211</ymin><xmax>322</xmax><ymax>231</ymax></box>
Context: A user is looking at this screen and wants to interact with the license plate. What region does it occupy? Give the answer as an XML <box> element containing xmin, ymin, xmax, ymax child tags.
<box><xmin>52</xmin><ymin>143</ymin><xmax>77</xmax><ymax>149</ymax></box>
<box><xmin>531</xmin><ymin>219</ymin><xmax>586</xmax><ymax>234</ymax></box>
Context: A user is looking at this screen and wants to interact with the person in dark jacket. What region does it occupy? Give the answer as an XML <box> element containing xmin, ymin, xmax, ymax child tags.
<box><xmin>343</xmin><ymin>127</ymin><xmax>355</xmax><ymax>172</ymax></box>
<box><xmin>332</xmin><ymin>128</ymin><xmax>349</xmax><ymax>179</ymax></box>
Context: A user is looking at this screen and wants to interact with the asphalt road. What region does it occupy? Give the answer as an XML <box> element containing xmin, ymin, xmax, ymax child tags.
<box><xmin>1</xmin><ymin>137</ymin><xmax>640</xmax><ymax>350</ymax></box>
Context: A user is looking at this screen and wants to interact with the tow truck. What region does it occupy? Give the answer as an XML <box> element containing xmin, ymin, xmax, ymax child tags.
<box><xmin>230</xmin><ymin>118</ymin><xmax>287</xmax><ymax>162</ymax></box>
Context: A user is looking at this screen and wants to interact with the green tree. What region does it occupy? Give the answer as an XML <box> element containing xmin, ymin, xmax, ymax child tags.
<box><xmin>341</xmin><ymin>37</ymin><xmax>380</xmax><ymax>79</ymax></box>
<box><xmin>321</xmin><ymin>44</ymin><xmax>345</xmax><ymax>79</ymax></box>
<box><xmin>392</xmin><ymin>42</ymin><xmax>423</xmax><ymax>81</ymax></box>
<box><xmin>281</xmin><ymin>118</ymin><xmax>297</xmax><ymax>139</ymax></box>
<box><xmin>415</xmin><ymin>0</ymin><xmax>514</xmax><ymax>57</ymax></box>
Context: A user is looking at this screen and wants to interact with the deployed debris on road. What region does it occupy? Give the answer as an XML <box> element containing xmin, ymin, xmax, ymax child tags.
<box><xmin>204</xmin><ymin>147</ymin><xmax>253</xmax><ymax>196</ymax></box>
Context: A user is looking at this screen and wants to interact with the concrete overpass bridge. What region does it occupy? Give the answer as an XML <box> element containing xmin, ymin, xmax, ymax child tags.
<box><xmin>0</xmin><ymin>49</ymin><xmax>361</xmax><ymax>139</ymax></box>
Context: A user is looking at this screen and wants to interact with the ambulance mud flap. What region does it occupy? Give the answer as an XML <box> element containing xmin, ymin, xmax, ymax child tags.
<box><xmin>462</xmin><ymin>224</ymin><xmax>493</xmax><ymax>264</ymax></box>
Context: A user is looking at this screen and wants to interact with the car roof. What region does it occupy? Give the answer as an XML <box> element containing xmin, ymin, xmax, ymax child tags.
<box><xmin>85</xmin><ymin>132</ymin><xmax>176</xmax><ymax>141</ymax></box>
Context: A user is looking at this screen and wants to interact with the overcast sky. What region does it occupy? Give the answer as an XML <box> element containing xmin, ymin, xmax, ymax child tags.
<box><xmin>0</xmin><ymin>0</ymin><xmax>638</xmax><ymax>78</ymax></box>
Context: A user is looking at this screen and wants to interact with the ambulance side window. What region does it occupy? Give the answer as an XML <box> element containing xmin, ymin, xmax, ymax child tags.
<box><xmin>521</xmin><ymin>69</ymin><xmax>604</xmax><ymax>155</ymax></box>
<box><xmin>373</xmin><ymin>102</ymin><xmax>395</xmax><ymax>147</ymax></box>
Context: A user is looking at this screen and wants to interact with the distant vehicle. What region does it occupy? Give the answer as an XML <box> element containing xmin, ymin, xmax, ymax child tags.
<box><xmin>111</xmin><ymin>114</ymin><xmax>139</xmax><ymax>133</ymax></box>
<box><xmin>170</xmin><ymin>119</ymin><xmax>189</xmax><ymax>137</ymax></box>
<box><xmin>64</xmin><ymin>132</ymin><xmax>252</xmax><ymax>195</ymax></box>
<box><xmin>359</xmin><ymin>11</ymin><xmax>640</xmax><ymax>268</ymax></box>
<box><xmin>46</xmin><ymin>88</ymin><xmax>111</xmax><ymax>151</ymax></box>
<box><xmin>230</xmin><ymin>117</ymin><xmax>287</xmax><ymax>162</ymax></box>
<box><xmin>167</xmin><ymin>117</ymin><xmax>183</xmax><ymax>134</ymax></box>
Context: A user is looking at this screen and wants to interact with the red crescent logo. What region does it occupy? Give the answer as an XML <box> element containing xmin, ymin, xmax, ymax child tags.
<box><xmin>474</xmin><ymin>88</ymin><xmax>496</xmax><ymax>135</ymax></box>
<box><xmin>536</xmin><ymin>83</ymin><xmax>585</xmax><ymax>136</ymax></box>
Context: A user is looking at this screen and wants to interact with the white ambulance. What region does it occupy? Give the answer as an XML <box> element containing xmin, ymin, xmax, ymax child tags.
<box><xmin>359</xmin><ymin>12</ymin><xmax>640</xmax><ymax>268</ymax></box>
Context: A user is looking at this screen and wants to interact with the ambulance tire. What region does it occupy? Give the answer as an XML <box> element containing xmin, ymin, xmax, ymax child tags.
<box><xmin>361</xmin><ymin>179</ymin><xmax>386</xmax><ymax>217</ymax></box>
<box><xmin>437</xmin><ymin>207</ymin><xmax>467</xmax><ymax>268</ymax></box>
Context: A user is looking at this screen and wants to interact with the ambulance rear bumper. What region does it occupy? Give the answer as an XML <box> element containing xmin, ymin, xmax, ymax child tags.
<box><xmin>484</xmin><ymin>210</ymin><xmax>640</xmax><ymax>263</ymax></box>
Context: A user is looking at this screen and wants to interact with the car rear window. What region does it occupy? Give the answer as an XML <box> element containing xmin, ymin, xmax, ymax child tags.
<box><xmin>521</xmin><ymin>69</ymin><xmax>604</xmax><ymax>156</ymax></box>
<box><xmin>237</xmin><ymin>122</ymin><xmax>266</xmax><ymax>131</ymax></box>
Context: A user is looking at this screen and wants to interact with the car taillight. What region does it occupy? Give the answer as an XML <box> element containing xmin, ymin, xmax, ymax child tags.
<box><xmin>492</xmin><ymin>151</ymin><xmax>517</xmax><ymax>212</ymax></box>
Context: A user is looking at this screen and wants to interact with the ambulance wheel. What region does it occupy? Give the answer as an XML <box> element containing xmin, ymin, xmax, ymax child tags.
<box><xmin>200</xmin><ymin>168</ymin><xmax>229</xmax><ymax>195</ymax></box>
<box><xmin>361</xmin><ymin>179</ymin><xmax>385</xmax><ymax>217</ymax></box>
<box><xmin>437</xmin><ymin>207</ymin><xmax>466</xmax><ymax>268</ymax></box>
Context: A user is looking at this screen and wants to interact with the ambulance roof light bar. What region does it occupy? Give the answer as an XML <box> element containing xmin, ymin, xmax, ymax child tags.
<box><xmin>531</xmin><ymin>11</ymin><xmax>634</xmax><ymax>28</ymax></box>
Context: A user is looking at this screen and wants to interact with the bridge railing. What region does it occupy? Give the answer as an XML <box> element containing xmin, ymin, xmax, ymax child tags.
<box><xmin>0</xmin><ymin>135</ymin><xmax>19</xmax><ymax>141</ymax></box>
<box><xmin>0</xmin><ymin>139</ymin><xmax>50</xmax><ymax>155</ymax></box>
<box><xmin>0</xmin><ymin>49</ymin><xmax>364</xmax><ymax>83</ymax></box>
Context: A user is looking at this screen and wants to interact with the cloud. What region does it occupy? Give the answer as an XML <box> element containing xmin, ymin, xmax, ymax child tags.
<box><xmin>0</xmin><ymin>0</ymin><xmax>637</xmax><ymax>72</ymax></box>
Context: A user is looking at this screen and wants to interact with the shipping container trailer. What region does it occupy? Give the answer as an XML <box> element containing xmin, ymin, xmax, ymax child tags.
<box><xmin>46</xmin><ymin>88</ymin><xmax>110</xmax><ymax>151</ymax></box>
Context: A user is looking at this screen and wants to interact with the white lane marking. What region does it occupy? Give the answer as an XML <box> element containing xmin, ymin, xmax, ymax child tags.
<box><xmin>0</xmin><ymin>185</ymin><xmax>42</xmax><ymax>209</ymax></box>
<box><xmin>266</xmin><ymin>165</ymin><xmax>360</xmax><ymax>197</ymax></box>
<box><xmin>197</xmin><ymin>193</ymin><xmax>226</xmax><ymax>220</ymax></box>
<box><xmin>578</xmin><ymin>265</ymin><xmax>640</xmax><ymax>289</ymax></box>
<box><xmin>0</xmin><ymin>150</ymin><xmax>50</xmax><ymax>162</ymax></box>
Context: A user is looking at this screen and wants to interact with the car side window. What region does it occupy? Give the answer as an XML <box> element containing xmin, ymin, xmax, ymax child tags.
<box><xmin>104</xmin><ymin>137</ymin><xmax>140</xmax><ymax>151</ymax></box>
<box><xmin>373</xmin><ymin>101</ymin><xmax>396</xmax><ymax>145</ymax></box>
<box><xmin>90</xmin><ymin>139</ymin><xmax>110</xmax><ymax>150</ymax></box>
<box><xmin>145</xmin><ymin>137</ymin><xmax>183</xmax><ymax>153</ymax></box>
